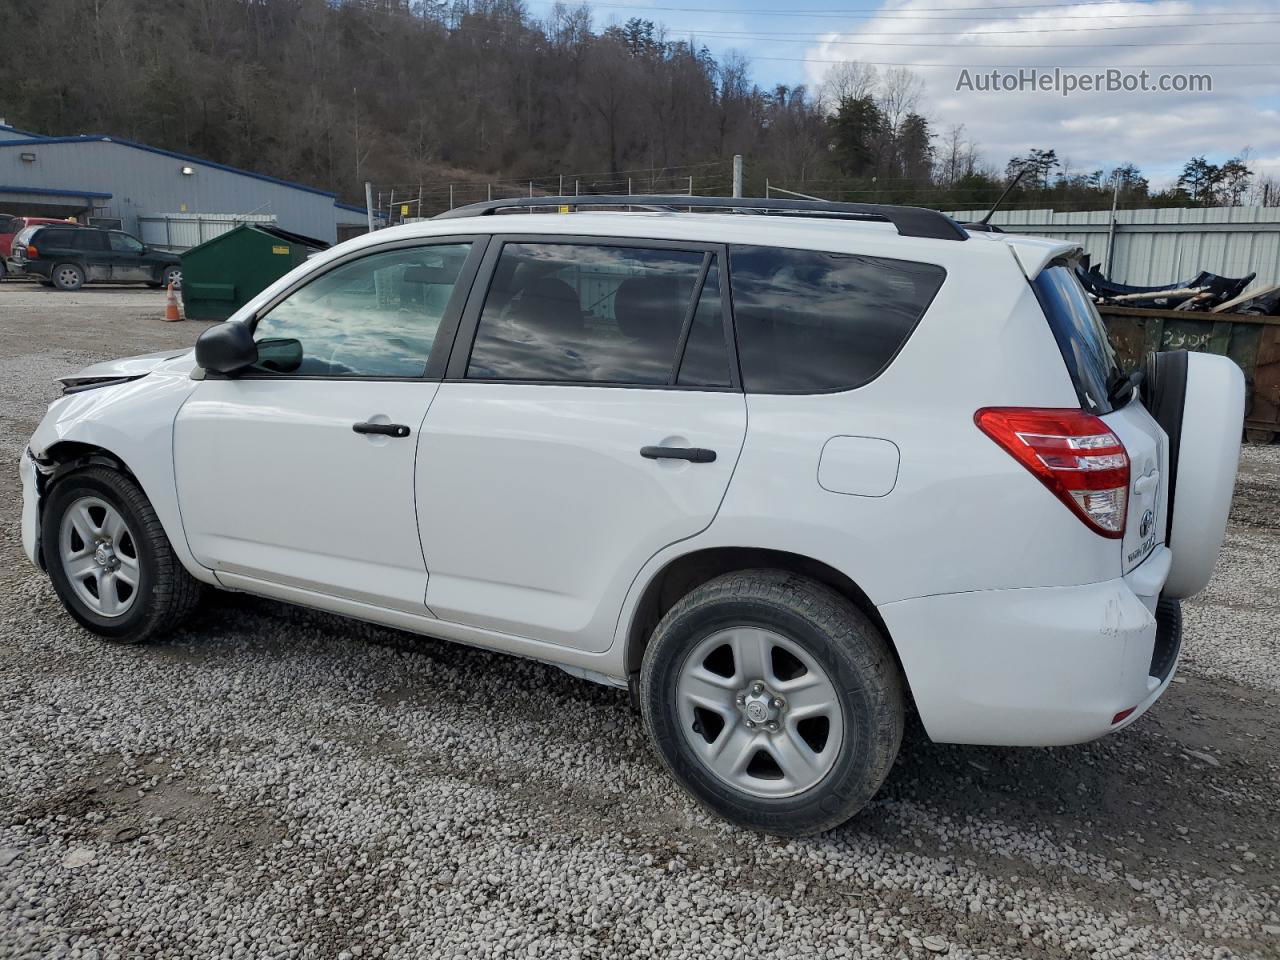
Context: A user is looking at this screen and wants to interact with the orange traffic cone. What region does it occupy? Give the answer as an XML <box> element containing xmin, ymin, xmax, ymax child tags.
<box><xmin>163</xmin><ymin>281</ymin><xmax>182</xmax><ymax>322</ymax></box>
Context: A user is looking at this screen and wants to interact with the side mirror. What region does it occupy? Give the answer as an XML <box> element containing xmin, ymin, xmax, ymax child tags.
<box><xmin>195</xmin><ymin>322</ymin><xmax>258</xmax><ymax>375</ymax></box>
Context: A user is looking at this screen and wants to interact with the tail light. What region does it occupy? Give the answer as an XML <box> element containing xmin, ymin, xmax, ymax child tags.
<box><xmin>975</xmin><ymin>407</ymin><xmax>1129</xmax><ymax>538</ymax></box>
<box><xmin>26</xmin><ymin>244</ymin><xmax>38</xmax><ymax>259</ymax></box>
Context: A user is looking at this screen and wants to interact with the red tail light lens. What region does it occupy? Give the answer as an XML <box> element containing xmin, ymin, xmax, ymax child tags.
<box><xmin>26</xmin><ymin>244</ymin><xmax>38</xmax><ymax>259</ymax></box>
<box><xmin>975</xmin><ymin>407</ymin><xmax>1129</xmax><ymax>538</ymax></box>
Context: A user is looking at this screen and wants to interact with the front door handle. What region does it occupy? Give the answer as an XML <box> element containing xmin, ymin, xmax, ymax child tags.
<box><xmin>640</xmin><ymin>445</ymin><xmax>716</xmax><ymax>463</ymax></box>
<box><xmin>353</xmin><ymin>421</ymin><xmax>411</xmax><ymax>438</ymax></box>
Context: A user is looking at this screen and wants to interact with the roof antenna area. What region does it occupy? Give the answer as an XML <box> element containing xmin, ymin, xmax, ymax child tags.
<box><xmin>966</xmin><ymin>166</ymin><xmax>1030</xmax><ymax>233</ymax></box>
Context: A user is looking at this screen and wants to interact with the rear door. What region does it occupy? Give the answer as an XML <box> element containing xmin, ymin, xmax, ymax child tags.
<box><xmin>1032</xmin><ymin>263</ymin><xmax>1167</xmax><ymax>574</ymax></box>
<box><xmin>72</xmin><ymin>229</ymin><xmax>111</xmax><ymax>282</ymax></box>
<box><xmin>416</xmin><ymin>237</ymin><xmax>746</xmax><ymax>653</ymax></box>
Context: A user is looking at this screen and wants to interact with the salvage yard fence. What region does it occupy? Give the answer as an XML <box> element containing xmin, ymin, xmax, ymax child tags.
<box><xmin>946</xmin><ymin>205</ymin><xmax>1280</xmax><ymax>296</ymax></box>
<box><xmin>137</xmin><ymin>213</ymin><xmax>279</xmax><ymax>252</ymax></box>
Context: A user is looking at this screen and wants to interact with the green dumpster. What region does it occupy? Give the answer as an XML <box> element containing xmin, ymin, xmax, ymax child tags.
<box><xmin>180</xmin><ymin>224</ymin><xmax>328</xmax><ymax>321</ymax></box>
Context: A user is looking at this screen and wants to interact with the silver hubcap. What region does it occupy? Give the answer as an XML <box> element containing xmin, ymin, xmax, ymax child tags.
<box><xmin>676</xmin><ymin>627</ymin><xmax>844</xmax><ymax>798</ymax></box>
<box><xmin>59</xmin><ymin>497</ymin><xmax>139</xmax><ymax>618</ymax></box>
<box><xmin>167</xmin><ymin>269</ymin><xmax>182</xmax><ymax>287</ymax></box>
<box><xmin>58</xmin><ymin>267</ymin><xmax>80</xmax><ymax>287</ymax></box>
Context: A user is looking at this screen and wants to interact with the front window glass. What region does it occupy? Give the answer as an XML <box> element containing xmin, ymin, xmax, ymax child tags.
<box><xmin>466</xmin><ymin>243</ymin><xmax>706</xmax><ymax>384</ymax></box>
<box><xmin>252</xmin><ymin>243</ymin><xmax>472</xmax><ymax>377</ymax></box>
<box><xmin>108</xmin><ymin>232</ymin><xmax>143</xmax><ymax>253</ymax></box>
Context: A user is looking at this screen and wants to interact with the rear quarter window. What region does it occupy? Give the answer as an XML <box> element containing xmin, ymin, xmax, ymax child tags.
<box><xmin>1032</xmin><ymin>263</ymin><xmax>1122</xmax><ymax>414</ymax></box>
<box><xmin>37</xmin><ymin>228</ymin><xmax>76</xmax><ymax>247</ymax></box>
<box><xmin>728</xmin><ymin>245</ymin><xmax>945</xmax><ymax>393</ymax></box>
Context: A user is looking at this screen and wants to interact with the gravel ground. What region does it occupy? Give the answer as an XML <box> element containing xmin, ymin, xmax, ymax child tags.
<box><xmin>1</xmin><ymin>283</ymin><xmax>1278</xmax><ymax>960</ymax></box>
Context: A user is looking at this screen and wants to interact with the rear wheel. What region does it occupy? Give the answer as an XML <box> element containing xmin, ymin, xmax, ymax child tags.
<box><xmin>640</xmin><ymin>569</ymin><xmax>904</xmax><ymax>835</ymax></box>
<box><xmin>41</xmin><ymin>467</ymin><xmax>201</xmax><ymax>643</ymax></box>
<box><xmin>51</xmin><ymin>262</ymin><xmax>85</xmax><ymax>291</ymax></box>
<box><xmin>161</xmin><ymin>265</ymin><xmax>182</xmax><ymax>289</ymax></box>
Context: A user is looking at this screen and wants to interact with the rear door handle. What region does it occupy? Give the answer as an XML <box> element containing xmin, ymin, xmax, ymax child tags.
<box><xmin>353</xmin><ymin>421</ymin><xmax>411</xmax><ymax>438</ymax></box>
<box><xmin>640</xmin><ymin>445</ymin><xmax>716</xmax><ymax>463</ymax></box>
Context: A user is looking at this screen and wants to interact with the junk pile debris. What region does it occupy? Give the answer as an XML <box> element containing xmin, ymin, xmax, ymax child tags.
<box><xmin>1075</xmin><ymin>258</ymin><xmax>1263</xmax><ymax>313</ymax></box>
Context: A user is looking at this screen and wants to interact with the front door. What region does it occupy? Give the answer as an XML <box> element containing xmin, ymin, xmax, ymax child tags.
<box><xmin>174</xmin><ymin>239</ymin><xmax>482</xmax><ymax>611</ymax></box>
<box><xmin>106</xmin><ymin>231</ymin><xmax>152</xmax><ymax>283</ymax></box>
<box><xmin>417</xmin><ymin>239</ymin><xmax>747</xmax><ymax>652</ymax></box>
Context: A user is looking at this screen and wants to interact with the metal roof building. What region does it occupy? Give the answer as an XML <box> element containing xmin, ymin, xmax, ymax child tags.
<box><xmin>0</xmin><ymin>125</ymin><xmax>373</xmax><ymax>246</ymax></box>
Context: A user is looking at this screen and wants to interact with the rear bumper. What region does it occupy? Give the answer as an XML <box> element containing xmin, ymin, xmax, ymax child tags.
<box><xmin>879</xmin><ymin>548</ymin><xmax>1178</xmax><ymax>746</ymax></box>
<box><xmin>14</xmin><ymin>260</ymin><xmax>51</xmax><ymax>279</ymax></box>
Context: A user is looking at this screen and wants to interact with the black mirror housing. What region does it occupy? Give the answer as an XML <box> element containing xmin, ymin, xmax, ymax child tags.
<box><xmin>195</xmin><ymin>322</ymin><xmax>258</xmax><ymax>375</ymax></box>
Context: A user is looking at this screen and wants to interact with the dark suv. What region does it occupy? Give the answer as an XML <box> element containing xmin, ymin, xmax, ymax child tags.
<box><xmin>10</xmin><ymin>225</ymin><xmax>181</xmax><ymax>291</ymax></box>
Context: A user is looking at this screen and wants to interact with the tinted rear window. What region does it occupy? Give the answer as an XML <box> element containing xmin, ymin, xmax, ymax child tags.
<box><xmin>467</xmin><ymin>243</ymin><xmax>707</xmax><ymax>385</ymax></box>
<box><xmin>729</xmin><ymin>245</ymin><xmax>945</xmax><ymax>393</ymax></box>
<box><xmin>37</xmin><ymin>229</ymin><xmax>77</xmax><ymax>247</ymax></box>
<box><xmin>74</xmin><ymin>231</ymin><xmax>106</xmax><ymax>251</ymax></box>
<box><xmin>1033</xmin><ymin>264</ymin><xmax>1122</xmax><ymax>414</ymax></box>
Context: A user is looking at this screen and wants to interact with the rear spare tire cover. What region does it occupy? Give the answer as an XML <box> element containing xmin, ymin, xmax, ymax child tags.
<box><xmin>1154</xmin><ymin>352</ymin><xmax>1245</xmax><ymax>599</ymax></box>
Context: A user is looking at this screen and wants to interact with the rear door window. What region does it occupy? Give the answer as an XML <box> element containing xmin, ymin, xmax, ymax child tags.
<box><xmin>466</xmin><ymin>242</ymin><xmax>711</xmax><ymax>385</ymax></box>
<box><xmin>74</xmin><ymin>231</ymin><xmax>107</xmax><ymax>252</ymax></box>
<box><xmin>1032</xmin><ymin>263</ymin><xmax>1122</xmax><ymax>414</ymax></box>
<box><xmin>728</xmin><ymin>245</ymin><xmax>945</xmax><ymax>393</ymax></box>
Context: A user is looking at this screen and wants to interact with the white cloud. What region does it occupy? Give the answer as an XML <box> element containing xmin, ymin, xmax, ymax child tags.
<box><xmin>798</xmin><ymin>0</ymin><xmax>1280</xmax><ymax>188</ymax></box>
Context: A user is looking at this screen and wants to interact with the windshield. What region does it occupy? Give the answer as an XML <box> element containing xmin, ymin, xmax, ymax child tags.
<box><xmin>1032</xmin><ymin>262</ymin><xmax>1123</xmax><ymax>414</ymax></box>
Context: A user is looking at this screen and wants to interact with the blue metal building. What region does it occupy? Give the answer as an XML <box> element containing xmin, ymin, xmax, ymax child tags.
<box><xmin>0</xmin><ymin>122</ymin><xmax>373</xmax><ymax>246</ymax></box>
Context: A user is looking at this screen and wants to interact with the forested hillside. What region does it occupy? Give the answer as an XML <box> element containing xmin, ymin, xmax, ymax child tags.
<box><xmin>0</xmin><ymin>0</ymin><xmax>1263</xmax><ymax>212</ymax></box>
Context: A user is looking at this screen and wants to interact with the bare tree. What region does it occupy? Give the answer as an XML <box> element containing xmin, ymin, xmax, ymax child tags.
<box><xmin>877</xmin><ymin>66</ymin><xmax>923</xmax><ymax>135</ymax></box>
<box><xmin>818</xmin><ymin>60</ymin><xmax>878</xmax><ymax>114</ymax></box>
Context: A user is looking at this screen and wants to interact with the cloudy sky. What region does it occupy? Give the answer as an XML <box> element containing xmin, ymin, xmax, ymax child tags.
<box><xmin>550</xmin><ymin>0</ymin><xmax>1280</xmax><ymax>191</ymax></box>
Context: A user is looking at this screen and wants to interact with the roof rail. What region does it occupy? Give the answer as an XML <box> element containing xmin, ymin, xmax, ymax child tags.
<box><xmin>433</xmin><ymin>195</ymin><xmax>970</xmax><ymax>242</ymax></box>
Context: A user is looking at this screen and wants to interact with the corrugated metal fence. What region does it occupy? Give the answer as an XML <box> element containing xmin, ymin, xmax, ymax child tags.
<box><xmin>137</xmin><ymin>213</ymin><xmax>278</xmax><ymax>252</ymax></box>
<box><xmin>947</xmin><ymin>206</ymin><xmax>1280</xmax><ymax>296</ymax></box>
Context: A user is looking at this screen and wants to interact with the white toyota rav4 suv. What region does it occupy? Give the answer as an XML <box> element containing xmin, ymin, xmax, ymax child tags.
<box><xmin>20</xmin><ymin>196</ymin><xmax>1244</xmax><ymax>835</ymax></box>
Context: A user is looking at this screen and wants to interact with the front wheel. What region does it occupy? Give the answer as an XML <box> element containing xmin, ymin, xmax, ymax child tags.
<box><xmin>640</xmin><ymin>570</ymin><xmax>904</xmax><ymax>836</ymax></box>
<box><xmin>41</xmin><ymin>466</ymin><xmax>202</xmax><ymax>643</ymax></box>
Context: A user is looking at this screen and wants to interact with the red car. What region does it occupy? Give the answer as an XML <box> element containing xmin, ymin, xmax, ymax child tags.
<box><xmin>0</xmin><ymin>216</ymin><xmax>82</xmax><ymax>279</ymax></box>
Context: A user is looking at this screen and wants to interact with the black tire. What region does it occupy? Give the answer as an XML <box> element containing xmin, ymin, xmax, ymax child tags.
<box><xmin>640</xmin><ymin>569</ymin><xmax>904</xmax><ymax>836</ymax></box>
<box><xmin>41</xmin><ymin>466</ymin><xmax>202</xmax><ymax>644</ymax></box>
<box><xmin>51</xmin><ymin>262</ymin><xmax>85</xmax><ymax>291</ymax></box>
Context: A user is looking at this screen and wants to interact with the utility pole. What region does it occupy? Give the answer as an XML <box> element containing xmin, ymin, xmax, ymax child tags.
<box><xmin>364</xmin><ymin>181</ymin><xmax>374</xmax><ymax>233</ymax></box>
<box><xmin>732</xmin><ymin>155</ymin><xmax>743</xmax><ymax>198</ymax></box>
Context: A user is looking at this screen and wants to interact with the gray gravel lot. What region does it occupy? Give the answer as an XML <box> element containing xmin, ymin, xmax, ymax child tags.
<box><xmin>1</xmin><ymin>283</ymin><xmax>1278</xmax><ymax>959</ymax></box>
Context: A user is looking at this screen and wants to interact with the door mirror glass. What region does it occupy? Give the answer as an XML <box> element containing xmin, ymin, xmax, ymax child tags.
<box><xmin>195</xmin><ymin>322</ymin><xmax>258</xmax><ymax>375</ymax></box>
<box><xmin>255</xmin><ymin>337</ymin><xmax>303</xmax><ymax>373</ymax></box>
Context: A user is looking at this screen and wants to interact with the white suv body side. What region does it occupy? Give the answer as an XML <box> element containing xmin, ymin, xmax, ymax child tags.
<box><xmin>20</xmin><ymin>208</ymin><xmax>1244</xmax><ymax>831</ymax></box>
